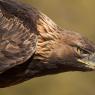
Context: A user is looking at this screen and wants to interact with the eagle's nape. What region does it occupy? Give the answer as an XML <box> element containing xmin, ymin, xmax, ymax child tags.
<box><xmin>0</xmin><ymin>0</ymin><xmax>95</xmax><ymax>88</ymax></box>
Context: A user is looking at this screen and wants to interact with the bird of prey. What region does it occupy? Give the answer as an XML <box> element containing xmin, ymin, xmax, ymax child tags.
<box><xmin>0</xmin><ymin>0</ymin><xmax>95</xmax><ymax>88</ymax></box>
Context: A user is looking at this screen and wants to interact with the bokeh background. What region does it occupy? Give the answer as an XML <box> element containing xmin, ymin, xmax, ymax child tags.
<box><xmin>0</xmin><ymin>0</ymin><xmax>95</xmax><ymax>95</ymax></box>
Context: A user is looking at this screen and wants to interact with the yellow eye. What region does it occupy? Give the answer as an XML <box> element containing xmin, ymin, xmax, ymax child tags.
<box><xmin>74</xmin><ymin>47</ymin><xmax>88</xmax><ymax>56</ymax></box>
<box><xmin>74</xmin><ymin>47</ymin><xmax>81</xmax><ymax>55</ymax></box>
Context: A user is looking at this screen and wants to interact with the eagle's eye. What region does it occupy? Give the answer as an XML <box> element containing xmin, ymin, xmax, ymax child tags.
<box><xmin>74</xmin><ymin>47</ymin><xmax>89</xmax><ymax>57</ymax></box>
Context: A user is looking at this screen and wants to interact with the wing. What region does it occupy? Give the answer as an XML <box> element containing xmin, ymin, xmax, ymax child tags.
<box><xmin>0</xmin><ymin>0</ymin><xmax>38</xmax><ymax>73</ymax></box>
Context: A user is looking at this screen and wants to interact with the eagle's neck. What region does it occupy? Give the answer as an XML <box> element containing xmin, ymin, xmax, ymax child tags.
<box><xmin>34</xmin><ymin>12</ymin><xmax>62</xmax><ymax>63</ymax></box>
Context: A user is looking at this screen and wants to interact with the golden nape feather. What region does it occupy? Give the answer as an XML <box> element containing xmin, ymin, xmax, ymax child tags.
<box><xmin>0</xmin><ymin>0</ymin><xmax>95</xmax><ymax>88</ymax></box>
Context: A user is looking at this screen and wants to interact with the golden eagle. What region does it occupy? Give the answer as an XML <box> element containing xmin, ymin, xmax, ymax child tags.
<box><xmin>0</xmin><ymin>0</ymin><xmax>95</xmax><ymax>87</ymax></box>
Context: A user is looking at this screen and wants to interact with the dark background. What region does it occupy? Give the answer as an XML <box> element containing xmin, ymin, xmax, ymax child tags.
<box><xmin>0</xmin><ymin>0</ymin><xmax>95</xmax><ymax>95</ymax></box>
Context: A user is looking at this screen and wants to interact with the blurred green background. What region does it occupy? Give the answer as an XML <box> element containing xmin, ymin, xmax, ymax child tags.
<box><xmin>0</xmin><ymin>0</ymin><xmax>95</xmax><ymax>95</ymax></box>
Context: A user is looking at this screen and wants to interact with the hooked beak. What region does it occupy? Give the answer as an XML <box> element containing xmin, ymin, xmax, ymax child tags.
<box><xmin>77</xmin><ymin>53</ymin><xmax>95</xmax><ymax>71</ymax></box>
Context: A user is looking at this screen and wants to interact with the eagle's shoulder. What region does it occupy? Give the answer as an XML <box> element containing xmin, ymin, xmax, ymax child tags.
<box><xmin>0</xmin><ymin>0</ymin><xmax>38</xmax><ymax>73</ymax></box>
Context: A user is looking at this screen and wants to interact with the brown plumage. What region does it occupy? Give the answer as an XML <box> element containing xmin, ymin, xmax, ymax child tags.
<box><xmin>0</xmin><ymin>0</ymin><xmax>95</xmax><ymax>88</ymax></box>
